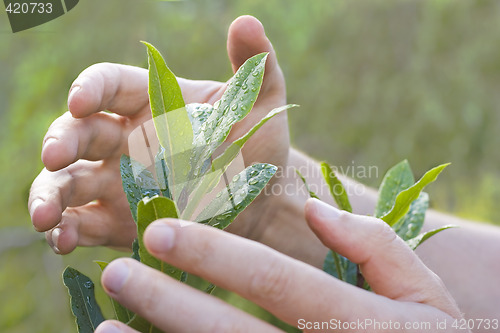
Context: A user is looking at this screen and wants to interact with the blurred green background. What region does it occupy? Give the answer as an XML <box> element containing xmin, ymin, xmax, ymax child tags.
<box><xmin>1</xmin><ymin>0</ymin><xmax>499</xmax><ymax>332</ymax></box>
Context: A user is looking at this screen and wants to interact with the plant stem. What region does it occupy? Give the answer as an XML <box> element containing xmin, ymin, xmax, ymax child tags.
<box><xmin>331</xmin><ymin>251</ymin><xmax>344</xmax><ymax>281</ymax></box>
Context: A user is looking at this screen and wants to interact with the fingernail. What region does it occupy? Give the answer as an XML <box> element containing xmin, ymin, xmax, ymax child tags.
<box><xmin>311</xmin><ymin>199</ymin><xmax>341</xmax><ymax>220</ymax></box>
<box><xmin>97</xmin><ymin>322</ymin><xmax>122</xmax><ymax>333</ymax></box>
<box><xmin>51</xmin><ymin>228</ymin><xmax>62</xmax><ymax>252</ymax></box>
<box><xmin>146</xmin><ymin>223</ymin><xmax>175</xmax><ymax>253</ymax></box>
<box><xmin>103</xmin><ymin>260</ymin><xmax>130</xmax><ymax>294</ymax></box>
<box><xmin>68</xmin><ymin>86</ymin><xmax>81</xmax><ymax>105</ymax></box>
<box><xmin>30</xmin><ymin>199</ymin><xmax>44</xmax><ymax>219</ymax></box>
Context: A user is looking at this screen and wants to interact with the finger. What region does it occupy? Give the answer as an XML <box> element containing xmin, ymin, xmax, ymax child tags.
<box><xmin>44</xmin><ymin>202</ymin><xmax>136</xmax><ymax>254</ymax></box>
<box><xmin>29</xmin><ymin>159</ymin><xmax>121</xmax><ymax>231</ymax></box>
<box><xmin>41</xmin><ymin>111</ymin><xmax>128</xmax><ymax>171</ymax></box>
<box><xmin>68</xmin><ymin>63</ymin><xmax>149</xmax><ymax>118</ymax></box>
<box><xmin>101</xmin><ymin>258</ymin><xmax>282</xmax><ymax>333</ymax></box>
<box><xmin>305</xmin><ymin>198</ymin><xmax>462</xmax><ymax>319</ymax></box>
<box><xmin>227</xmin><ymin>15</ymin><xmax>283</xmax><ymax>97</ymax></box>
<box><xmin>143</xmin><ymin>220</ymin><xmax>391</xmax><ymax>326</ymax></box>
<box><xmin>96</xmin><ymin>320</ymin><xmax>139</xmax><ymax>333</ymax></box>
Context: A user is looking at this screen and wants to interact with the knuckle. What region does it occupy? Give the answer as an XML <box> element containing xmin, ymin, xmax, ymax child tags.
<box><xmin>371</xmin><ymin>218</ymin><xmax>398</xmax><ymax>244</ymax></box>
<box><xmin>248</xmin><ymin>253</ymin><xmax>291</xmax><ymax>305</ymax></box>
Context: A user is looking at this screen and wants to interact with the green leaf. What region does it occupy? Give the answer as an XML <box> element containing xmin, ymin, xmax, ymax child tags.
<box><xmin>212</xmin><ymin>104</ymin><xmax>297</xmax><ymax>172</ymax></box>
<box><xmin>142</xmin><ymin>41</ymin><xmax>185</xmax><ymax>118</ymax></box>
<box><xmin>127</xmin><ymin>315</ymin><xmax>163</xmax><ymax>333</ymax></box>
<box><xmin>406</xmin><ymin>225</ymin><xmax>457</xmax><ymax>250</ymax></box>
<box><xmin>120</xmin><ymin>155</ymin><xmax>167</xmax><ymax>222</ymax></box>
<box><xmin>143</xmin><ymin>42</ymin><xmax>193</xmax><ymax>200</ymax></box>
<box><xmin>381</xmin><ymin>163</ymin><xmax>450</xmax><ymax>226</ymax></box>
<box><xmin>182</xmin><ymin>104</ymin><xmax>295</xmax><ymax>219</ymax></box>
<box><xmin>136</xmin><ymin>196</ymin><xmax>183</xmax><ymax>280</ymax></box>
<box><xmin>190</xmin><ymin>53</ymin><xmax>269</xmax><ymax>177</ymax></box>
<box><xmin>195</xmin><ymin>163</ymin><xmax>277</xmax><ymax>229</ymax></box>
<box><xmin>204</xmin><ymin>284</ymin><xmax>216</xmax><ymax>294</ymax></box>
<box><xmin>63</xmin><ymin>267</ymin><xmax>105</xmax><ymax>333</ymax></box>
<box><xmin>296</xmin><ymin>169</ymin><xmax>319</xmax><ymax>199</ymax></box>
<box><xmin>186</xmin><ymin>103</ymin><xmax>214</xmax><ymax>137</ymax></box>
<box><xmin>323</xmin><ymin>251</ymin><xmax>357</xmax><ymax>286</ymax></box>
<box><xmin>95</xmin><ymin>261</ymin><xmax>133</xmax><ymax>324</ymax></box>
<box><xmin>374</xmin><ymin>160</ymin><xmax>414</xmax><ymax>218</ymax></box>
<box><xmin>394</xmin><ymin>192</ymin><xmax>429</xmax><ymax>240</ymax></box>
<box><xmin>320</xmin><ymin>162</ymin><xmax>352</xmax><ymax>213</ymax></box>
<box><xmin>120</xmin><ymin>155</ymin><xmax>142</xmax><ymax>222</ymax></box>
<box><xmin>131</xmin><ymin>238</ymin><xmax>140</xmax><ymax>261</ymax></box>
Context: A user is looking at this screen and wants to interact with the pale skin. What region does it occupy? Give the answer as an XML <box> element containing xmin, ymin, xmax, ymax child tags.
<box><xmin>28</xmin><ymin>15</ymin><xmax>499</xmax><ymax>332</ymax></box>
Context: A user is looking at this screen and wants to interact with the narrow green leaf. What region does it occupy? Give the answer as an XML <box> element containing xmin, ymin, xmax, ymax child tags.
<box><xmin>131</xmin><ymin>238</ymin><xmax>140</xmax><ymax>261</ymax></box>
<box><xmin>137</xmin><ymin>196</ymin><xmax>183</xmax><ymax>280</ymax></box>
<box><xmin>63</xmin><ymin>267</ymin><xmax>105</xmax><ymax>333</ymax></box>
<box><xmin>94</xmin><ymin>261</ymin><xmax>133</xmax><ymax>324</ymax></box>
<box><xmin>320</xmin><ymin>162</ymin><xmax>352</xmax><ymax>213</ymax></box>
<box><xmin>153</xmin><ymin>148</ymin><xmax>171</xmax><ymax>199</ymax></box>
<box><xmin>296</xmin><ymin>169</ymin><xmax>320</xmax><ymax>199</ymax></box>
<box><xmin>143</xmin><ymin>42</ymin><xmax>193</xmax><ymax>200</ymax></box>
<box><xmin>406</xmin><ymin>225</ymin><xmax>457</xmax><ymax>250</ymax></box>
<box><xmin>120</xmin><ymin>155</ymin><xmax>142</xmax><ymax>222</ymax></box>
<box><xmin>195</xmin><ymin>163</ymin><xmax>277</xmax><ymax>229</ymax></box>
<box><xmin>204</xmin><ymin>284</ymin><xmax>216</xmax><ymax>294</ymax></box>
<box><xmin>394</xmin><ymin>192</ymin><xmax>429</xmax><ymax>240</ymax></box>
<box><xmin>186</xmin><ymin>103</ymin><xmax>214</xmax><ymax>137</ymax></box>
<box><xmin>190</xmin><ymin>53</ymin><xmax>269</xmax><ymax>176</ymax></box>
<box><xmin>381</xmin><ymin>163</ymin><xmax>450</xmax><ymax>226</ymax></box>
<box><xmin>182</xmin><ymin>105</ymin><xmax>296</xmax><ymax>219</ymax></box>
<box><xmin>212</xmin><ymin>104</ymin><xmax>297</xmax><ymax>172</ymax></box>
<box><xmin>127</xmin><ymin>315</ymin><xmax>163</xmax><ymax>333</ymax></box>
<box><xmin>374</xmin><ymin>160</ymin><xmax>414</xmax><ymax>218</ymax></box>
<box><xmin>142</xmin><ymin>41</ymin><xmax>185</xmax><ymax>118</ymax></box>
<box><xmin>120</xmin><ymin>155</ymin><xmax>166</xmax><ymax>222</ymax></box>
<box><xmin>94</xmin><ymin>261</ymin><xmax>108</xmax><ymax>271</ymax></box>
<box><xmin>323</xmin><ymin>251</ymin><xmax>357</xmax><ymax>286</ymax></box>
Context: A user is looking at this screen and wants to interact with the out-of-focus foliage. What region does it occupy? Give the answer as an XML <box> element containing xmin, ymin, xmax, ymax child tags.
<box><xmin>1</xmin><ymin>0</ymin><xmax>499</xmax><ymax>332</ymax></box>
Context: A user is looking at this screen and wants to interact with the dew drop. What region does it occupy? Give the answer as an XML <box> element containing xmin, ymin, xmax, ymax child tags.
<box><xmin>192</xmin><ymin>110</ymin><xmax>203</xmax><ymax>118</ymax></box>
<box><xmin>231</xmin><ymin>104</ymin><xmax>238</xmax><ymax>111</ymax></box>
<box><xmin>84</xmin><ymin>281</ymin><xmax>93</xmax><ymax>289</ymax></box>
<box><xmin>248</xmin><ymin>178</ymin><xmax>258</xmax><ymax>185</ymax></box>
<box><xmin>248</xmin><ymin>187</ymin><xmax>258</xmax><ymax>194</ymax></box>
<box><xmin>232</xmin><ymin>174</ymin><xmax>240</xmax><ymax>182</ymax></box>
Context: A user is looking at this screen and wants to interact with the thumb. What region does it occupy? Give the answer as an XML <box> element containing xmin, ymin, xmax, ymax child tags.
<box><xmin>305</xmin><ymin>198</ymin><xmax>462</xmax><ymax>319</ymax></box>
<box><xmin>227</xmin><ymin>15</ymin><xmax>285</xmax><ymax>98</ymax></box>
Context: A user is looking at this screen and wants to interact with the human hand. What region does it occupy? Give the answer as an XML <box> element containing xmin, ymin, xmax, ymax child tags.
<box><xmin>95</xmin><ymin>199</ymin><xmax>465</xmax><ymax>333</ymax></box>
<box><xmin>28</xmin><ymin>15</ymin><xmax>288</xmax><ymax>254</ymax></box>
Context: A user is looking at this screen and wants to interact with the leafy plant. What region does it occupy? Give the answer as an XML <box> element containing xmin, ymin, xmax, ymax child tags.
<box><xmin>62</xmin><ymin>42</ymin><xmax>296</xmax><ymax>332</ymax></box>
<box><xmin>300</xmin><ymin>159</ymin><xmax>457</xmax><ymax>288</ymax></box>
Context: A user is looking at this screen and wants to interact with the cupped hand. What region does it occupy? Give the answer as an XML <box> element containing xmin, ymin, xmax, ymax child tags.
<box><xmin>28</xmin><ymin>15</ymin><xmax>288</xmax><ymax>254</ymax></box>
<box><xmin>95</xmin><ymin>199</ymin><xmax>465</xmax><ymax>333</ymax></box>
